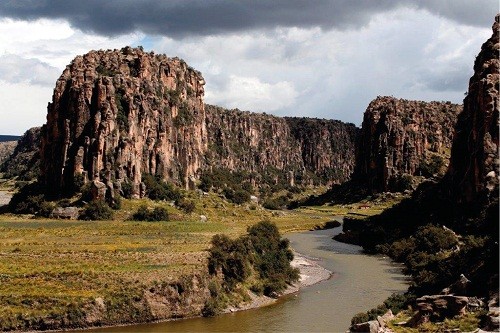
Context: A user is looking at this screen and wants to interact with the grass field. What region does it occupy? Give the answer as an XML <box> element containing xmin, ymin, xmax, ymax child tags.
<box><xmin>0</xmin><ymin>188</ymin><xmax>403</xmax><ymax>329</ymax></box>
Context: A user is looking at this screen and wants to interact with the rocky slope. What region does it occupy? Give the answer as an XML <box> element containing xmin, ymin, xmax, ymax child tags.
<box><xmin>205</xmin><ymin>105</ymin><xmax>357</xmax><ymax>187</ymax></box>
<box><xmin>1</xmin><ymin>127</ymin><xmax>41</xmax><ymax>181</ymax></box>
<box><xmin>39</xmin><ymin>47</ymin><xmax>358</xmax><ymax>198</ymax></box>
<box><xmin>353</xmin><ymin>97</ymin><xmax>461</xmax><ymax>193</ymax></box>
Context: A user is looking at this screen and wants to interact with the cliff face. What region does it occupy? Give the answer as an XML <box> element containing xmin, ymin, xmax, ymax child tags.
<box><xmin>1</xmin><ymin>127</ymin><xmax>41</xmax><ymax>181</ymax></box>
<box><xmin>446</xmin><ymin>15</ymin><xmax>499</xmax><ymax>206</ymax></box>
<box><xmin>40</xmin><ymin>48</ymin><xmax>358</xmax><ymax>197</ymax></box>
<box><xmin>354</xmin><ymin>96</ymin><xmax>461</xmax><ymax>193</ymax></box>
<box><xmin>205</xmin><ymin>105</ymin><xmax>358</xmax><ymax>186</ymax></box>
<box><xmin>41</xmin><ymin>47</ymin><xmax>207</xmax><ymax>197</ymax></box>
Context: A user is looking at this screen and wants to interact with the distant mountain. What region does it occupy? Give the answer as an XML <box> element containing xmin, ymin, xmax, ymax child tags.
<box><xmin>0</xmin><ymin>135</ymin><xmax>21</xmax><ymax>142</ymax></box>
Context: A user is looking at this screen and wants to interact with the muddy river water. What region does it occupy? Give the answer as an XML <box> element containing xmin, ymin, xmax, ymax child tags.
<box><xmin>89</xmin><ymin>223</ymin><xmax>408</xmax><ymax>332</ymax></box>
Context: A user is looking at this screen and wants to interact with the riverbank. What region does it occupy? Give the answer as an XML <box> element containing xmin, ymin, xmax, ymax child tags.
<box><xmin>225</xmin><ymin>251</ymin><xmax>332</xmax><ymax>313</ymax></box>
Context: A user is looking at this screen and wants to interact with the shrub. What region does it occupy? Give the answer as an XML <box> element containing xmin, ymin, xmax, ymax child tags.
<box><xmin>142</xmin><ymin>174</ymin><xmax>181</xmax><ymax>201</ymax></box>
<box><xmin>262</xmin><ymin>195</ymin><xmax>291</xmax><ymax>210</ymax></box>
<box><xmin>132</xmin><ymin>205</ymin><xmax>169</xmax><ymax>221</ymax></box>
<box><xmin>207</xmin><ymin>220</ymin><xmax>299</xmax><ymax>297</ymax></box>
<box><xmin>79</xmin><ymin>200</ymin><xmax>114</xmax><ymax>220</ymax></box>
<box><xmin>176</xmin><ymin>198</ymin><xmax>195</xmax><ymax>213</ymax></box>
<box><xmin>120</xmin><ymin>181</ymin><xmax>133</xmax><ymax>199</ymax></box>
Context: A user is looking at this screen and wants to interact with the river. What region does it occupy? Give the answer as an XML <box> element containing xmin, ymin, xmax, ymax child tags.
<box><xmin>88</xmin><ymin>223</ymin><xmax>408</xmax><ymax>332</ymax></box>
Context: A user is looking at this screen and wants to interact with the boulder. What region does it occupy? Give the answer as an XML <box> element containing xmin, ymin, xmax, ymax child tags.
<box><xmin>91</xmin><ymin>180</ymin><xmax>107</xmax><ymax>201</ymax></box>
<box><xmin>351</xmin><ymin>320</ymin><xmax>380</xmax><ymax>333</ymax></box>
<box><xmin>51</xmin><ymin>207</ymin><xmax>80</xmax><ymax>220</ymax></box>
<box><xmin>377</xmin><ymin>309</ymin><xmax>394</xmax><ymax>328</ymax></box>
<box><xmin>409</xmin><ymin>295</ymin><xmax>470</xmax><ymax>326</ymax></box>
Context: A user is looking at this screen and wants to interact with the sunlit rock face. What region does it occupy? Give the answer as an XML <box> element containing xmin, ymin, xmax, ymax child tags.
<box><xmin>354</xmin><ymin>96</ymin><xmax>461</xmax><ymax>193</ymax></box>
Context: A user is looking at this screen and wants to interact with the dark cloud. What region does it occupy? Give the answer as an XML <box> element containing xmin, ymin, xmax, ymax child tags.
<box><xmin>0</xmin><ymin>0</ymin><xmax>496</xmax><ymax>38</ymax></box>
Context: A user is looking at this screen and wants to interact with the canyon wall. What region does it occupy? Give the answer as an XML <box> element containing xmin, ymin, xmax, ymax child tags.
<box><xmin>446</xmin><ymin>14</ymin><xmax>499</xmax><ymax>207</ymax></box>
<box><xmin>353</xmin><ymin>96</ymin><xmax>461</xmax><ymax>193</ymax></box>
<box><xmin>40</xmin><ymin>48</ymin><xmax>358</xmax><ymax>197</ymax></box>
<box><xmin>205</xmin><ymin>105</ymin><xmax>358</xmax><ymax>186</ymax></box>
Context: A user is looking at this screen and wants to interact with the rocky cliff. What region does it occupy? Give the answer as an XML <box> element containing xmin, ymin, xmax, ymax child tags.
<box><xmin>40</xmin><ymin>48</ymin><xmax>358</xmax><ymax>198</ymax></box>
<box><xmin>354</xmin><ymin>97</ymin><xmax>461</xmax><ymax>193</ymax></box>
<box><xmin>205</xmin><ymin>105</ymin><xmax>357</xmax><ymax>186</ymax></box>
<box><xmin>446</xmin><ymin>14</ymin><xmax>499</xmax><ymax>207</ymax></box>
<box><xmin>41</xmin><ymin>47</ymin><xmax>207</xmax><ymax>197</ymax></box>
<box><xmin>1</xmin><ymin>127</ymin><xmax>41</xmax><ymax>181</ymax></box>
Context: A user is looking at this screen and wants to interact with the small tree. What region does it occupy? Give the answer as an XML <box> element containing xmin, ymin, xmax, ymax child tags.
<box><xmin>79</xmin><ymin>200</ymin><xmax>113</xmax><ymax>220</ymax></box>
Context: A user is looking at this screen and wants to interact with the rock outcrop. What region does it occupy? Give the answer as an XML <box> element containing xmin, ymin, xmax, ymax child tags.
<box><xmin>0</xmin><ymin>141</ymin><xmax>17</xmax><ymax>166</ymax></box>
<box><xmin>205</xmin><ymin>105</ymin><xmax>358</xmax><ymax>186</ymax></box>
<box><xmin>354</xmin><ymin>96</ymin><xmax>461</xmax><ymax>193</ymax></box>
<box><xmin>39</xmin><ymin>47</ymin><xmax>358</xmax><ymax>197</ymax></box>
<box><xmin>446</xmin><ymin>14</ymin><xmax>499</xmax><ymax>207</ymax></box>
<box><xmin>41</xmin><ymin>47</ymin><xmax>207</xmax><ymax>197</ymax></box>
<box><xmin>1</xmin><ymin>127</ymin><xmax>41</xmax><ymax>181</ymax></box>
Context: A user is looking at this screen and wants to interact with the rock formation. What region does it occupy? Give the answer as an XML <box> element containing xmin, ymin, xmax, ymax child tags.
<box><xmin>1</xmin><ymin>127</ymin><xmax>41</xmax><ymax>181</ymax></box>
<box><xmin>446</xmin><ymin>14</ymin><xmax>499</xmax><ymax>207</ymax></box>
<box><xmin>354</xmin><ymin>96</ymin><xmax>461</xmax><ymax>193</ymax></box>
<box><xmin>205</xmin><ymin>105</ymin><xmax>357</xmax><ymax>186</ymax></box>
<box><xmin>41</xmin><ymin>47</ymin><xmax>207</xmax><ymax>197</ymax></box>
<box><xmin>0</xmin><ymin>141</ymin><xmax>17</xmax><ymax>166</ymax></box>
<box><xmin>40</xmin><ymin>47</ymin><xmax>358</xmax><ymax>198</ymax></box>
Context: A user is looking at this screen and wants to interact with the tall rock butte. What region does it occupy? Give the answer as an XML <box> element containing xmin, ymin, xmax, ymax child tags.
<box><xmin>40</xmin><ymin>47</ymin><xmax>358</xmax><ymax>197</ymax></box>
<box><xmin>353</xmin><ymin>96</ymin><xmax>461</xmax><ymax>193</ymax></box>
<box><xmin>41</xmin><ymin>47</ymin><xmax>207</xmax><ymax>197</ymax></box>
<box><xmin>446</xmin><ymin>14</ymin><xmax>499</xmax><ymax>207</ymax></box>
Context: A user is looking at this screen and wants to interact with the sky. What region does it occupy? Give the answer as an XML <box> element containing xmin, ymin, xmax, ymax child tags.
<box><xmin>0</xmin><ymin>1</ymin><xmax>497</xmax><ymax>135</ymax></box>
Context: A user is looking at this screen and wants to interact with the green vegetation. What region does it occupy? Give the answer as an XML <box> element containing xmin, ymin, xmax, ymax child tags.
<box><xmin>176</xmin><ymin>198</ymin><xmax>195</xmax><ymax>213</ymax></box>
<box><xmin>174</xmin><ymin>102</ymin><xmax>194</xmax><ymax>127</ymax></box>
<box><xmin>115</xmin><ymin>91</ymin><xmax>129</xmax><ymax>132</ymax></box>
<box><xmin>351</xmin><ymin>293</ymin><xmax>416</xmax><ymax>325</ymax></box>
<box><xmin>142</xmin><ymin>174</ymin><xmax>182</xmax><ymax>201</ymax></box>
<box><xmin>132</xmin><ymin>205</ymin><xmax>169</xmax><ymax>221</ymax></box>
<box><xmin>79</xmin><ymin>200</ymin><xmax>114</xmax><ymax>220</ymax></box>
<box><xmin>96</xmin><ymin>64</ymin><xmax>117</xmax><ymax>77</ymax></box>
<box><xmin>204</xmin><ymin>221</ymin><xmax>299</xmax><ymax>316</ymax></box>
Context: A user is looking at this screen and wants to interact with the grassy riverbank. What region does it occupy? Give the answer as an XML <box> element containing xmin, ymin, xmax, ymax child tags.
<box><xmin>0</xmin><ymin>187</ymin><xmax>404</xmax><ymax>330</ymax></box>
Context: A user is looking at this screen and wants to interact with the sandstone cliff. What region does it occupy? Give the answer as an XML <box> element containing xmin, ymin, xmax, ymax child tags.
<box><xmin>446</xmin><ymin>14</ymin><xmax>499</xmax><ymax>207</ymax></box>
<box><xmin>205</xmin><ymin>105</ymin><xmax>357</xmax><ymax>187</ymax></box>
<box><xmin>1</xmin><ymin>127</ymin><xmax>41</xmax><ymax>181</ymax></box>
<box><xmin>354</xmin><ymin>96</ymin><xmax>461</xmax><ymax>193</ymax></box>
<box><xmin>40</xmin><ymin>48</ymin><xmax>358</xmax><ymax>198</ymax></box>
<box><xmin>41</xmin><ymin>47</ymin><xmax>207</xmax><ymax>197</ymax></box>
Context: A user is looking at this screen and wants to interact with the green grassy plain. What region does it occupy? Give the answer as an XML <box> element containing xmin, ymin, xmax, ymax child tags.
<box><xmin>0</xmin><ymin>188</ymin><xmax>403</xmax><ymax>328</ymax></box>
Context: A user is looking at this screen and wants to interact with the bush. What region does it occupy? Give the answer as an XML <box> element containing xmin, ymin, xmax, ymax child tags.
<box><xmin>142</xmin><ymin>174</ymin><xmax>181</xmax><ymax>201</ymax></box>
<box><xmin>207</xmin><ymin>220</ymin><xmax>299</xmax><ymax>297</ymax></box>
<box><xmin>120</xmin><ymin>181</ymin><xmax>133</xmax><ymax>199</ymax></box>
<box><xmin>262</xmin><ymin>195</ymin><xmax>290</xmax><ymax>210</ymax></box>
<box><xmin>132</xmin><ymin>205</ymin><xmax>169</xmax><ymax>221</ymax></box>
<box><xmin>176</xmin><ymin>198</ymin><xmax>195</xmax><ymax>213</ymax></box>
<box><xmin>79</xmin><ymin>200</ymin><xmax>114</xmax><ymax>220</ymax></box>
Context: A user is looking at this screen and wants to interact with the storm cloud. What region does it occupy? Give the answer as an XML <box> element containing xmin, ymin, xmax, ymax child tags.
<box><xmin>0</xmin><ymin>0</ymin><xmax>496</xmax><ymax>38</ymax></box>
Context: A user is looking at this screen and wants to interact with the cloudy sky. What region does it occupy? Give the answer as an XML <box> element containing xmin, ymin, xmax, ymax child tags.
<box><xmin>0</xmin><ymin>1</ymin><xmax>497</xmax><ymax>135</ymax></box>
